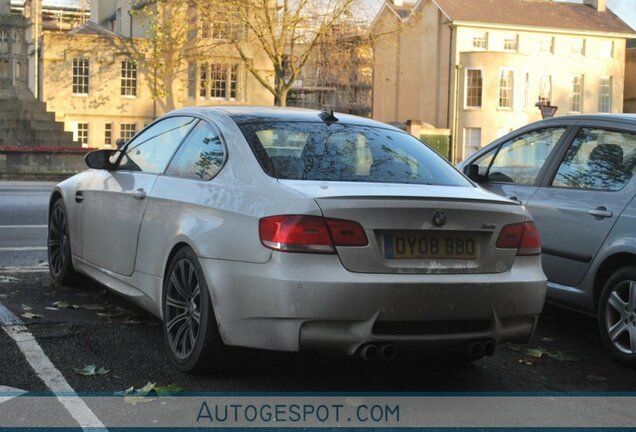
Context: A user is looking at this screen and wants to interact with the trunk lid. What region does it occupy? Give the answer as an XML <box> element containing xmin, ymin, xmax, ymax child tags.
<box><xmin>279</xmin><ymin>180</ymin><xmax>528</xmax><ymax>274</ymax></box>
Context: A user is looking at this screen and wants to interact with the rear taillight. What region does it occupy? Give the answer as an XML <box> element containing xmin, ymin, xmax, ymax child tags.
<box><xmin>259</xmin><ymin>215</ymin><xmax>368</xmax><ymax>253</ymax></box>
<box><xmin>496</xmin><ymin>221</ymin><xmax>541</xmax><ymax>256</ymax></box>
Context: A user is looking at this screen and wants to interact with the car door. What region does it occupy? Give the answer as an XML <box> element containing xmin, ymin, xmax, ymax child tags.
<box><xmin>527</xmin><ymin>123</ymin><xmax>636</xmax><ymax>289</ymax></box>
<box><xmin>469</xmin><ymin>125</ymin><xmax>571</xmax><ymax>205</ymax></box>
<box><xmin>79</xmin><ymin>116</ymin><xmax>198</xmax><ymax>276</ymax></box>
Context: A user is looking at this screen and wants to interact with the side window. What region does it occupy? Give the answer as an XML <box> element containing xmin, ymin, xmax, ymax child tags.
<box><xmin>552</xmin><ymin>128</ymin><xmax>636</xmax><ymax>191</ymax></box>
<box><xmin>166</xmin><ymin>122</ymin><xmax>225</xmax><ymax>180</ymax></box>
<box><xmin>487</xmin><ymin>127</ymin><xmax>566</xmax><ymax>184</ymax></box>
<box><xmin>472</xmin><ymin>147</ymin><xmax>496</xmax><ymax>177</ymax></box>
<box><xmin>119</xmin><ymin>116</ymin><xmax>198</xmax><ymax>174</ymax></box>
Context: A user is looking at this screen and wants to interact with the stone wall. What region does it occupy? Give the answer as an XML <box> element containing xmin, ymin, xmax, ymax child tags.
<box><xmin>0</xmin><ymin>146</ymin><xmax>88</xmax><ymax>179</ymax></box>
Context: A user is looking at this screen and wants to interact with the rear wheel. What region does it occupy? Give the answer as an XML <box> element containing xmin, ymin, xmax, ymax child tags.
<box><xmin>162</xmin><ymin>247</ymin><xmax>226</xmax><ymax>372</ymax></box>
<box><xmin>48</xmin><ymin>199</ymin><xmax>80</xmax><ymax>285</ymax></box>
<box><xmin>598</xmin><ymin>266</ymin><xmax>636</xmax><ymax>367</ymax></box>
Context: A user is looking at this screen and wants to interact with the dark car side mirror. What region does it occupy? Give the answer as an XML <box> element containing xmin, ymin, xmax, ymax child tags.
<box><xmin>85</xmin><ymin>149</ymin><xmax>117</xmax><ymax>170</ymax></box>
<box><xmin>463</xmin><ymin>164</ymin><xmax>482</xmax><ymax>183</ymax></box>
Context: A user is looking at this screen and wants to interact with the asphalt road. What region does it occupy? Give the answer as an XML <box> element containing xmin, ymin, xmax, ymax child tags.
<box><xmin>1</xmin><ymin>181</ymin><xmax>635</xmax><ymax>396</ymax></box>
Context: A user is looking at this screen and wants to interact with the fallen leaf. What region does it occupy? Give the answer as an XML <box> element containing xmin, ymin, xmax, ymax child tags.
<box><xmin>135</xmin><ymin>382</ymin><xmax>156</xmax><ymax>396</ymax></box>
<box><xmin>546</xmin><ymin>350</ymin><xmax>583</xmax><ymax>362</ymax></box>
<box><xmin>587</xmin><ymin>375</ymin><xmax>607</xmax><ymax>382</ymax></box>
<box><xmin>518</xmin><ymin>359</ymin><xmax>533</xmax><ymax>366</ymax></box>
<box><xmin>0</xmin><ymin>294</ymin><xmax>8</xmax><ymax>299</ymax></box>
<box><xmin>21</xmin><ymin>304</ymin><xmax>32</xmax><ymax>311</ymax></box>
<box><xmin>53</xmin><ymin>301</ymin><xmax>79</xmax><ymax>310</ymax></box>
<box><xmin>154</xmin><ymin>384</ymin><xmax>183</xmax><ymax>396</ymax></box>
<box><xmin>80</xmin><ymin>304</ymin><xmax>106</xmax><ymax>311</ymax></box>
<box><xmin>0</xmin><ymin>275</ymin><xmax>19</xmax><ymax>283</ymax></box>
<box><xmin>506</xmin><ymin>343</ymin><xmax>522</xmax><ymax>352</ymax></box>
<box><xmin>525</xmin><ymin>348</ymin><xmax>546</xmax><ymax>359</ymax></box>
<box><xmin>74</xmin><ymin>365</ymin><xmax>110</xmax><ymax>376</ymax></box>
<box><xmin>21</xmin><ymin>312</ymin><xmax>42</xmax><ymax>319</ymax></box>
<box><xmin>45</xmin><ymin>307</ymin><xmax>59</xmax><ymax>311</ymax></box>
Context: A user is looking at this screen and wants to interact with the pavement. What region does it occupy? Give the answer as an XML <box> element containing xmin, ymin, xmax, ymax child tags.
<box><xmin>0</xmin><ymin>181</ymin><xmax>635</xmax><ymax>396</ymax></box>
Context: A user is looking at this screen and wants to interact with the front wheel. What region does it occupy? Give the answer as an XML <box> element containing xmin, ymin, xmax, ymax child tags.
<box><xmin>48</xmin><ymin>199</ymin><xmax>80</xmax><ymax>285</ymax></box>
<box><xmin>598</xmin><ymin>266</ymin><xmax>636</xmax><ymax>367</ymax></box>
<box><xmin>162</xmin><ymin>247</ymin><xmax>226</xmax><ymax>372</ymax></box>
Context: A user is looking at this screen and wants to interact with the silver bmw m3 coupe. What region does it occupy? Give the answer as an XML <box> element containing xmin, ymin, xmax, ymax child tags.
<box><xmin>48</xmin><ymin>107</ymin><xmax>546</xmax><ymax>371</ymax></box>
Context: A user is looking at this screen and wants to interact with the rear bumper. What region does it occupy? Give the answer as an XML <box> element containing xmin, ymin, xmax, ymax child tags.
<box><xmin>200</xmin><ymin>254</ymin><xmax>546</xmax><ymax>355</ymax></box>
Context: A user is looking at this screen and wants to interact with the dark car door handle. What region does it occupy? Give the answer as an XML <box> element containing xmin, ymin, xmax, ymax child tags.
<box><xmin>507</xmin><ymin>196</ymin><xmax>521</xmax><ymax>203</ymax></box>
<box><xmin>589</xmin><ymin>207</ymin><xmax>613</xmax><ymax>219</ymax></box>
<box><xmin>131</xmin><ymin>188</ymin><xmax>146</xmax><ymax>201</ymax></box>
<box><xmin>75</xmin><ymin>191</ymin><xmax>84</xmax><ymax>203</ymax></box>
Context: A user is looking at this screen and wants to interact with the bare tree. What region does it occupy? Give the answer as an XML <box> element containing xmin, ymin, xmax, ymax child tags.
<box><xmin>196</xmin><ymin>0</ymin><xmax>361</xmax><ymax>107</ymax></box>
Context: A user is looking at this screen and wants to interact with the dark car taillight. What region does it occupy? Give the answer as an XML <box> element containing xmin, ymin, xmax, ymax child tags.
<box><xmin>496</xmin><ymin>221</ymin><xmax>541</xmax><ymax>256</ymax></box>
<box><xmin>259</xmin><ymin>215</ymin><xmax>368</xmax><ymax>253</ymax></box>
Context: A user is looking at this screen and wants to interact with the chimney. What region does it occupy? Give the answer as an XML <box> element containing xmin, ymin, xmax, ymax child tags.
<box><xmin>584</xmin><ymin>0</ymin><xmax>606</xmax><ymax>12</ymax></box>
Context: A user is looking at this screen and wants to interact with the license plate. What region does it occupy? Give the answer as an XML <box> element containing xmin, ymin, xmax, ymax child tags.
<box><xmin>384</xmin><ymin>233</ymin><xmax>478</xmax><ymax>260</ymax></box>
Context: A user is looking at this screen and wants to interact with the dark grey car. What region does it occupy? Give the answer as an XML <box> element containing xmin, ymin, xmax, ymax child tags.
<box><xmin>459</xmin><ymin>114</ymin><xmax>636</xmax><ymax>366</ymax></box>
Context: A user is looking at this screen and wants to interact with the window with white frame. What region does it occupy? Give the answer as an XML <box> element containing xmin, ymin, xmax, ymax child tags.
<box><xmin>465</xmin><ymin>69</ymin><xmax>482</xmax><ymax>108</ymax></box>
<box><xmin>120</xmin><ymin>123</ymin><xmax>137</xmax><ymax>142</ymax></box>
<box><xmin>539</xmin><ymin>36</ymin><xmax>554</xmax><ymax>54</ymax></box>
<box><xmin>120</xmin><ymin>61</ymin><xmax>137</xmax><ymax>97</ymax></box>
<box><xmin>74</xmin><ymin>122</ymin><xmax>89</xmax><ymax>148</ymax></box>
<box><xmin>570</xmin><ymin>74</ymin><xmax>584</xmax><ymax>112</ymax></box>
<box><xmin>199</xmin><ymin>64</ymin><xmax>208</xmax><ymax>98</ymax></box>
<box><xmin>538</xmin><ymin>75</ymin><xmax>552</xmax><ymax>104</ymax></box>
<box><xmin>472</xmin><ymin>32</ymin><xmax>488</xmax><ymax>50</ymax></box>
<box><xmin>598</xmin><ymin>76</ymin><xmax>612</xmax><ymax>113</ymax></box>
<box><xmin>0</xmin><ymin>30</ymin><xmax>7</xmax><ymax>53</ymax></box>
<box><xmin>503</xmin><ymin>34</ymin><xmax>518</xmax><ymax>51</ymax></box>
<box><xmin>105</xmin><ymin>123</ymin><xmax>113</xmax><ymax>147</ymax></box>
<box><xmin>199</xmin><ymin>63</ymin><xmax>240</xmax><ymax>100</ymax></box>
<box><xmin>464</xmin><ymin>128</ymin><xmax>482</xmax><ymax>157</ymax></box>
<box><xmin>570</xmin><ymin>38</ymin><xmax>585</xmax><ymax>56</ymax></box>
<box><xmin>187</xmin><ymin>63</ymin><xmax>196</xmax><ymax>99</ymax></box>
<box><xmin>498</xmin><ymin>69</ymin><xmax>514</xmax><ymax>109</ymax></box>
<box><xmin>72</xmin><ymin>58</ymin><xmax>89</xmax><ymax>95</ymax></box>
<box><xmin>599</xmin><ymin>40</ymin><xmax>614</xmax><ymax>59</ymax></box>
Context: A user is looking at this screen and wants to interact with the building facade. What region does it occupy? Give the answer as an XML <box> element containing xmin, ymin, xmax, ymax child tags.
<box><xmin>40</xmin><ymin>0</ymin><xmax>274</xmax><ymax>149</ymax></box>
<box><xmin>626</xmin><ymin>39</ymin><xmax>636</xmax><ymax>113</ymax></box>
<box><xmin>371</xmin><ymin>0</ymin><xmax>636</xmax><ymax>162</ymax></box>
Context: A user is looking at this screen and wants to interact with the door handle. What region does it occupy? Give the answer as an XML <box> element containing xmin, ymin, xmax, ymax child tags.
<box><xmin>131</xmin><ymin>188</ymin><xmax>146</xmax><ymax>200</ymax></box>
<box><xmin>507</xmin><ymin>196</ymin><xmax>521</xmax><ymax>203</ymax></box>
<box><xmin>589</xmin><ymin>207</ymin><xmax>613</xmax><ymax>219</ymax></box>
<box><xmin>75</xmin><ymin>191</ymin><xmax>84</xmax><ymax>203</ymax></box>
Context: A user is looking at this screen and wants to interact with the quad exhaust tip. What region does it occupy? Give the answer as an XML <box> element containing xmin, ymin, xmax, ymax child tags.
<box><xmin>466</xmin><ymin>340</ymin><xmax>497</xmax><ymax>358</ymax></box>
<box><xmin>359</xmin><ymin>343</ymin><xmax>397</xmax><ymax>361</ymax></box>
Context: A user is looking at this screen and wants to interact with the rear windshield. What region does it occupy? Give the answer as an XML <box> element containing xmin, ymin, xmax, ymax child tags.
<box><xmin>238</xmin><ymin>122</ymin><xmax>470</xmax><ymax>186</ymax></box>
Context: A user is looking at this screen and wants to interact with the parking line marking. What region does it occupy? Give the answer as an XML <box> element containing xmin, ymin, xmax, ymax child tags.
<box><xmin>0</xmin><ymin>267</ymin><xmax>49</xmax><ymax>274</ymax></box>
<box><xmin>0</xmin><ymin>385</ymin><xmax>27</xmax><ymax>405</ymax></box>
<box><xmin>0</xmin><ymin>247</ymin><xmax>47</xmax><ymax>252</ymax></box>
<box><xmin>0</xmin><ymin>302</ymin><xmax>107</xmax><ymax>431</ymax></box>
<box><xmin>0</xmin><ymin>225</ymin><xmax>47</xmax><ymax>229</ymax></box>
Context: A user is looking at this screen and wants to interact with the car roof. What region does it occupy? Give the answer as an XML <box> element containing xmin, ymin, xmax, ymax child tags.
<box><xmin>532</xmin><ymin>113</ymin><xmax>636</xmax><ymax>125</ymax></box>
<box><xmin>165</xmin><ymin>106</ymin><xmax>403</xmax><ymax>130</ymax></box>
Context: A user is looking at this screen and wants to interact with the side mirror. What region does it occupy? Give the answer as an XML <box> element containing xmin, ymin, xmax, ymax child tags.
<box><xmin>85</xmin><ymin>149</ymin><xmax>116</xmax><ymax>170</ymax></box>
<box><xmin>116</xmin><ymin>138</ymin><xmax>127</xmax><ymax>148</ymax></box>
<box><xmin>463</xmin><ymin>164</ymin><xmax>482</xmax><ymax>183</ymax></box>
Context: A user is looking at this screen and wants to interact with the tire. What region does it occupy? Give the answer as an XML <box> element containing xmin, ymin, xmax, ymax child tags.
<box><xmin>598</xmin><ymin>266</ymin><xmax>636</xmax><ymax>367</ymax></box>
<box><xmin>48</xmin><ymin>199</ymin><xmax>80</xmax><ymax>285</ymax></box>
<box><xmin>162</xmin><ymin>247</ymin><xmax>226</xmax><ymax>373</ymax></box>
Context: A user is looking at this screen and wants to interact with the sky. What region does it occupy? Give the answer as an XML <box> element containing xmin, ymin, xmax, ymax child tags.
<box><xmin>365</xmin><ymin>0</ymin><xmax>636</xmax><ymax>30</ymax></box>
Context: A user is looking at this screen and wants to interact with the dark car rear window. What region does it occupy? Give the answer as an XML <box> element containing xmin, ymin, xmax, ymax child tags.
<box><xmin>238</xmin><ymin>122</ymin><xmax>470</xmax><ymax>187</ymax></box>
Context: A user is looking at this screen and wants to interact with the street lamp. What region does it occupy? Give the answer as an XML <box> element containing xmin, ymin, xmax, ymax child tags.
<box><xmin>535</xmin><ymin>100</ymin><xmax>558</xmax><ymax>119</ymax></box>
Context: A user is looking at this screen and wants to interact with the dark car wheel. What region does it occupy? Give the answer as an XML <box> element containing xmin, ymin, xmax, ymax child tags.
<box><xmin>162</xmin><ymin>247</ymin><xmax>226</xmax><ymax>373</ymax></box>
<box><xmin>48</xmin><ymin>199</ymin><xmax>80</xmax><ymax>285</ymax></box>
<box><xmin>598</xmin><ymin>266</ymin><xmax>636</xmax><ymax>367</ymax></box>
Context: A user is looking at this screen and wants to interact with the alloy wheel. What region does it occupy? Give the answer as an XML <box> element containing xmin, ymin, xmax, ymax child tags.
<box><xmin>165</xmin><ymin>258</ymin><xmax>202</xmax><ymax>360</ymax></box>
<box><xmin>48</xmin><ymin>205</ymin><xmax>68</xmax><ymax>278</ymax></box>
<box><xmin>605</xmin><ymin>280</ymin><xmax>636</xmax><ymax>355</ymax></box>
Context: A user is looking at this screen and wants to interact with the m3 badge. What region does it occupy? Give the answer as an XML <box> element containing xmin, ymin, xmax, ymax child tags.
<box><xmin>432</xmin><ymin>210</ymin><xmax>447</xmax><ymax>227</ymax></box>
